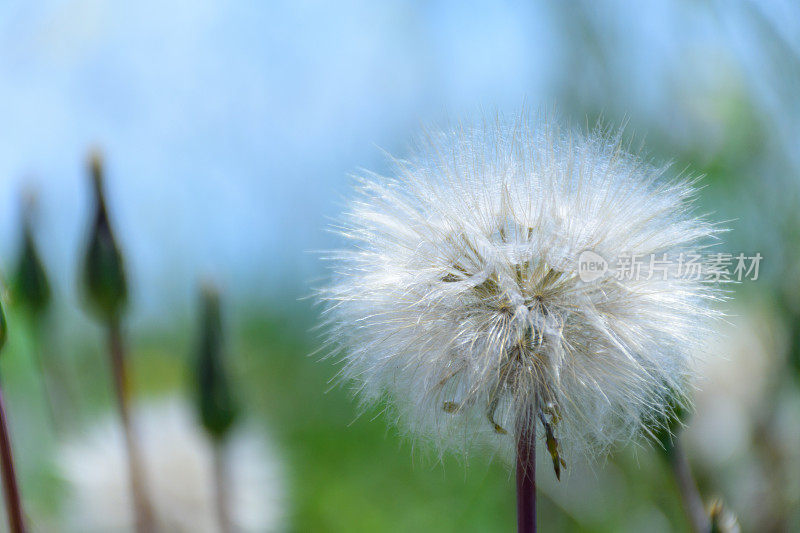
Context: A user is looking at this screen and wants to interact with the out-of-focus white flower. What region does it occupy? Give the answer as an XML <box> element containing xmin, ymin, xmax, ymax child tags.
<box><xmin>58</xmin><ymin>398</ymin><xmax>285</xmax><ymax>532</ymax></box>
<box><xmin>686</xmin><ymin>302</ymin><xmax>783</xmax><ymax>466</ymax></box>
<box><xmin>686</xmin><ymin>301</ymin><xmax>800</xmax><ymax>530</ymax></box>
<box><xmin>321</xmin><ymin>115</ymin><xmax>723</xmax><ymax>461</ymax></box>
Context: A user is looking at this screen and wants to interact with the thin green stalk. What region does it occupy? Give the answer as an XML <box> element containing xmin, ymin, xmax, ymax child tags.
<box><xmin>668</xmin><ymin>440</ymin><xmax>710</xmax><ymax>533</ymax></box>
<box><xmin>108</xmin><ymin>319</ymin><xmax>155</xmax><ymax>533</ymax></box>
<box><xmin>212</xmin><ymin>439</ymin><xmax>232</xmax><ymax>533</ymax></box>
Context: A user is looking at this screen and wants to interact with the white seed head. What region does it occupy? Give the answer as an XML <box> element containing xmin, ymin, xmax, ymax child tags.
<box><xmin>320</xmin><ymin>115</ymin><xmax>723</xmax><ymax>462</ymax></box>
<box><xmin>58</xmin><ymin>397</ymin><xmax>285</xmax><ymax>532</ymax></box>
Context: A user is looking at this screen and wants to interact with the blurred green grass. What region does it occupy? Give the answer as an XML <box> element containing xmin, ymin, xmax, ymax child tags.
<box><xmin>0</xmin><ymin>305</ymin><xmax>697</xmax><ymax>532</ymax></box>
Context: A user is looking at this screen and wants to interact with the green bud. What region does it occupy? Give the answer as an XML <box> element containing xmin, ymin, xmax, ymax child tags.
<box><xmin>0</xmin><ymin>296</ymin><xmax>7</xmax><ymax>352</ymax></box>
<box><xmin>81</xmin><ymin>152</ymin><xmax>128</xmax><ymax>321</ymax></box>
<box><xmin>788</xmin><ymin>318</ymin><xmax>800</xmax><ymax>377</ymax></box>
<box><xmin>14</xmin><ymin>200</ymin><xmax>51</xmax><ymax>319</ymax></box>
<box><xmin>649</xmin><ymin>385</ymin><xmax>690</xmax><ymax>457</ymax></box>
<box><xmin>194</xmin><ymin>285</ymin><xmax>238</xmax><ymax>440</ymax></box>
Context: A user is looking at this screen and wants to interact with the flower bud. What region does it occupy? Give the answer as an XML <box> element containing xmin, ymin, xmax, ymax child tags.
<box><xmin>14</xmin><ymin>197</ymin><xmax>51</xmax><ymax>319</ymax></box>
<box><xmin>194</xmin><ymin>284</ymin><xmax>238</xmax><ymax>440</ymax></box>
<box><xmin>81</xmin><ymin>152</ymin><xmax>128</xmax><ymax>321</ymax></box>
<box><xmin>0</xmin><ymin>296</ymin><xmax>8</xmax><ymax>353</ymax></box>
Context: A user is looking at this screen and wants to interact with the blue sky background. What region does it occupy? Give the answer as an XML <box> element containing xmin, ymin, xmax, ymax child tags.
<box><xmin>1</xmin><ymin>0</ymin><xmax>797</xmax><ymax>324</ymax></box>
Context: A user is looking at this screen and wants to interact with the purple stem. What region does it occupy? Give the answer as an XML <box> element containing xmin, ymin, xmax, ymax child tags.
<box><xmin>0</xmin><ymin>383</ymin><xmax>26</xmax><ymax>533</ymax></box>
<box><xmin>516</xmin><ymin>405</ymin><xmax>536</xmax><ymax>533</ymax></box>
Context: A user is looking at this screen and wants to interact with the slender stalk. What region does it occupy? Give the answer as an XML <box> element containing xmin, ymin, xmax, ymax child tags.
<box><xmin>668</xmin><ymin>440</ymin><xmax>709</xmax><ymax>533</ymax></box>
<box><xmin>33</xmin><ymin>318</ymin><xmax>80</xmax><ymax>431</ymax></box>
<box><xmin>29</xmin><ymin>334</ymin><xmax>60</xmax><ymax>433</ymax></box>
<box><xmin>0</xmin><ymin>383</ymin><xmax>26</xmax><ymax>533</ymax></box>
<box><xmin>107</xmin><ymin>319</ymin><xmax>155</xmax><ymax>533</ymax></box>
<box><xmin>516</xmin><ymin>404</ymin><xmax>536</xmax><ymax>533</ymax></box>
<box><xmin>212</xmin><ymin>439</ymin><xmax>232</xmax><ymax>533</ymax></box>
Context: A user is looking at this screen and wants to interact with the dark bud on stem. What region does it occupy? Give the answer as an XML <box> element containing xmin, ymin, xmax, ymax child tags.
<box><xmin>81</xmin><ymin>152</ymin><xmax>128</xmax><ymax>321</ymax></box>
<box><xmin>786</xmin><ymin>312</ymin><xmax>800</xmax><ymax>379</ymax></box>
<box><xmin>195</xmin><ymin>285</ymin><xmax>238</xmax><ymax>441</ymax></box>
<box><xmin>0</xmin><ymin>297</ymin><xmax>7</xmax><ymax>353</ymax></box>
<box><xmin>14</xmin><ymin>197</ymin><xmax>51</xmax><ymax>320</ymax></box>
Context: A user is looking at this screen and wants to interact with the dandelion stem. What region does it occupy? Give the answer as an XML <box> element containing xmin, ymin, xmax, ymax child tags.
<box><xmin>0</xmin><ymin>383</ymin><xmax>26</xmax><ymax>533</ymax></box>
<box><xmin>668</xmin><ymin>440</ymin><xmax>709</xmax><ymax>533</ymax></box>
<box><xmin>107</xmin><ymin>318</ymin><xmax>155</xmax><ymax>533</ymax></box>
<box><xmin>516</xmin><ymin>403</ymin><xmax>536</xmax><ymax>533</ymax></box>
<box><xmin>212</xmin><ymin>439</ymin><xmax>232</xmax><ymax>533</ymax></box>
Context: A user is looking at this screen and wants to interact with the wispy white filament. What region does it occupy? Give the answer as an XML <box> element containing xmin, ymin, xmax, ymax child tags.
<box><xmin>321</xmin><ymin>115</ymin><xmax>723</xmax><ymax>460</ymax></box>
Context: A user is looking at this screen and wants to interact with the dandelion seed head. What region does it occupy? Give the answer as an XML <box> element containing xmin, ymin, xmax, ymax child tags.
<box><xmin>321</xmin><ymin>114</ymin><xmax>723</xmax><ymax>461</ymax></box>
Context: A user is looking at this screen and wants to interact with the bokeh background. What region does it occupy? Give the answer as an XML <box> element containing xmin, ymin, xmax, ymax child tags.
<box><xmin>1</xmin><ymin>0</ymin><xmax>799</xmax><ymax>531</ymax></box>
